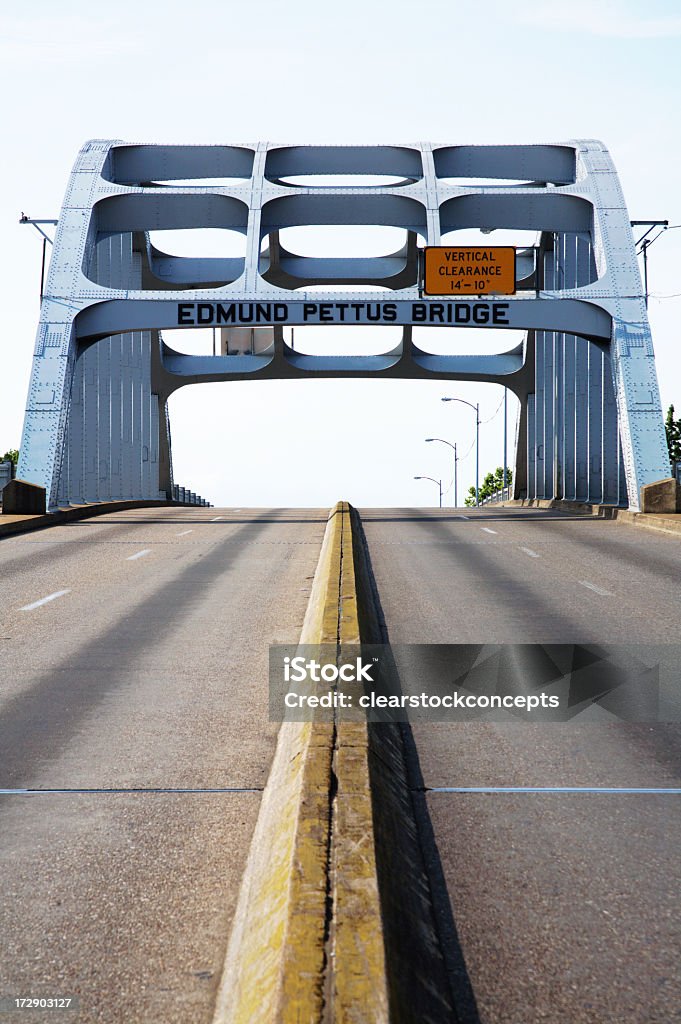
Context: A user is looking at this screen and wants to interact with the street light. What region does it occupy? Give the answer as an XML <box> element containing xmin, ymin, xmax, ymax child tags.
<box><xmin>425</xmin><ymin>438</ymin><xmax>458</xmax><ymax>507</ymax></box>
<box><xmin>442</xmin><ymin>397</ymin><xmax>480</xmax><ymax>507</ymax></box>
<box><xmin>502</xmin><ymin>386</ymin><xmax>508</xmax><ymax>496</ymax></box>
<box><xmin>414</xmin><ymin>475</ymin><xmax>442</xmax><ymax>508</ymax></box>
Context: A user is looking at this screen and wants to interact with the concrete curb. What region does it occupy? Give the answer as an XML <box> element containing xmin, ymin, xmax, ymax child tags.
<box><xmin>211</xmin><ymin>503</ymin><xmax>340</xmax><ymax>1023</ymax></box>
<box><xmin>0</xmin><ymin>500</ymin><xmax>203</xmax><ymax>539</ymax></box>
<box><xmin>486</xmin><ymin>500</ymin><xmax>681</xmax><ymax>538</ymax></box>
<box><xmin>497</xmin><ymin>497</ymin><xmax>617</xmax><ymax>517</ymax></box>
<box><xmin>486</xmin><ymin>498</ymin><xmax>681</xmax><ymax>537</ymax></box>
<box><xmin>212</xmin><ymin>502</ymin><xmax>390</xmax><ymax>1023</ymax></box>
<box><xmin>614</xmin><ymin>509</ymin><xmax>681</xmax><ymax>537</ymax></box>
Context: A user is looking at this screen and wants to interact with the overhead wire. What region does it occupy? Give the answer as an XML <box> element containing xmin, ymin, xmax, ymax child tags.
<box><xmin>481</xmin><ymin>392</ymin><xmax>506</xmax><ymax>424</ymax></box>
<box><xmin>440</xmin><ymin>392</ymin><xmax>507</xmax><ymax>496</ymax></box>
<box><xmin>639</xmin><ymin>224</ymin><xmax>681</xmax><ymax>298</ymax></box>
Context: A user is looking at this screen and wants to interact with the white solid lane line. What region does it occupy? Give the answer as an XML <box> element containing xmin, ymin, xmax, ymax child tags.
<box><xmin>481</xmin><ymin>527</ymin><xmax>498</xmax><ymax>535</ymax></box>
<box><xmin>126</xmin><ymin>549</ymin><xmax>151</xmax><ymax>561</ymax></box>
<box><xmin>20</xmin><ymin>590</ymin><xmax>71</xmax><ymax>611</ymax></box>
<box><xmin>520</xmin><ymin>547</ymin><xmax>540</xmax><ymax>558</ymax></box>
<box><xmin>579</xmin><ymin>580</ymin><xmax>613</xmax><ymax>597</ymax></box>
<box><xmin>176</xmin><ymin>530</ymin><xmax>193</xmax><ymax>536</ymax></box>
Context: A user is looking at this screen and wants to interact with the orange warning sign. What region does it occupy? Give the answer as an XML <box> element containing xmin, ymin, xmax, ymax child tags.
<box><xmin>424</xmin><ymin>246</ymin><xmax>516</xmax><ymax>296</ymax></box>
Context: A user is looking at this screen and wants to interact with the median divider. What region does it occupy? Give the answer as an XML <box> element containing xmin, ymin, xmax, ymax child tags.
<box><xmin>212</xmin><ymin>503</ymin><xmax>455</xmax><ymax>1023</ymax></box>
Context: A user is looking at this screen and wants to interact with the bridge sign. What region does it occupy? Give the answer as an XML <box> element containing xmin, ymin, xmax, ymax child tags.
<box><xmin>424</xmin><ymin>246</ymin><xmax>516</xmax><ymax>296</ymax></box>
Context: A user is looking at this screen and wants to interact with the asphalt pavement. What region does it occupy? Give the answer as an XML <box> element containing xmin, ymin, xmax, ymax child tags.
<box><xmin>3</xmin><ymin>504</ymin><xmax>681</xmax><ymax>1024</ymax></box>
<box><xmin>360</xmin><ymin>506</ymin><xmax>681</xmax><ymax>1024</ymax></box>
<box><xmin>0</xmin><ymin>507</ymin><xmax>327</xmax><ymax>1023</ymax></box>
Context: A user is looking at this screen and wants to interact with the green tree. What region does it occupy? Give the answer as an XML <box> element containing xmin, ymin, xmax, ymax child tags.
<box><xmin>464</xmin><ymin>466</ymin><xmax>513</xmax><ymax>506</ymax></box>
<box><xmin>665</xmin><ymin>405</ymin><xmax>681</xmax><ymax>466</ymax></box>
<box><xmin>1</xmin><ymin>448</ymin><xmax>19</xmax><ymax>467</ymax></box>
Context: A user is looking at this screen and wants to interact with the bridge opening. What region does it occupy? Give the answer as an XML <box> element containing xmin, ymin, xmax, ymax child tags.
<box><xmin>144</xmin><ymin>177</ymin><xmax>252</xmax><ymax>188</ymax></box>
<box><xmin>412</xmin><ymin>326</ymin><xmax>525</xmax><ymax>356</ymax></box>
<box><xmin>287</xmin><ymin>283</ymin><xmax>394</xmax><ymax>295</ymax></box>
<box><xmin>86</xmin><ymin>227</ymin><xmax>248</xmax><ymax>291</ymax></box>
<box><xmin>264</xmin><ymin>145</ymin><xmax>423</xmax><ymax>186</ymax></box>
<box><xmin>275</xmin><ymin>174</ymin><xmax>412</xmax><ymax>189</ymax></box>
<box><xmin>85</xmin><ymin>193</ymin><xmax>250</xmax><ymax>291</ymax></box>
<box><xmin>432</xmin><ymin>145</ymin><xmax>576</xmax><ymax>186</ymax></box>
<box><xmin>435</xmin><ymin>176</ymin><xmax>548</xmax><ymax>188</ymax></box>
<box><xmin>441</xmin><ymin>228</ymin><xmax>538</xmax><ymax>247</ymax></box>
<box><xmin>265</xmin><ymin>225</ymin><xmax>409</xmax><ymax>260</ymax></box>
<box><xmin>282</xmin><ymin>324</ymin><xmax>401</xmax><ymax>356</ymax></box>
<box><xmin>103</xmin><ymin>144</ymin><xmax>255</xmax><ymax>185</ymax></box>
<box><xmin>162</xmin><ymin>375</ymin><xmax>520</xmax><ymax>508</ymax></box>
<box><xmin>147</xmin><ymin>228</ymin><xmax>247</xmax><ymax>259</ymax></box>
<box><xmin>260</xmin><ymin>224</ymin><xmax>419</xmax><ymax>291</ymax></box>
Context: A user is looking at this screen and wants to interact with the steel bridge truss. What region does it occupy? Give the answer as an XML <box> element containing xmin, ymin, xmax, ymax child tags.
<box><xmin>18</xmin><ymin>140</ymin><xmax>669</xmax><ymax>510</ymax></box>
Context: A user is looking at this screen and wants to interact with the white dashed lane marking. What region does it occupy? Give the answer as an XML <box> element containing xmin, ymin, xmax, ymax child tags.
<box><xmin>578</xmin><ymin>580</ymin><xmax>613</xmax><ymax>597</ymax></box>
<box><xmin>481</xmin><ymin>527</ymin><xmax>498</xmax><ymax>535</ymax></box>
<box><xmin>176</xmin><ymin>530</ymin><xmax>193</xmax><ymax>536</ymax></box>
<box><xmin>126</xmin><ymin>549</ymin><xmax>151</xmax><ymax>561</ymax></box>
<box><xmin>20</xmin><ymin>590</ymin><xmax>70</xmax><ymax>611</ymax></box>
<box><xmin>520</xmin><ymin>547</ymin><xmax>540</xmax><ymax>558</ymax></box>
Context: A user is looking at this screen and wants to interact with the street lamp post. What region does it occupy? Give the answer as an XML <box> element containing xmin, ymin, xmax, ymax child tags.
<box><xmin>442</xmin><ymin>397</ymin><xmax>480</xmax><ymax>507</ymax></box>
<box><xmin>499</xmin><ymin>385</ymin><xmax>503</xmax><ymax>497</ymax></box>
<box><xmin>414</xmin><ymin>475</ymin><xmax>442</xmax><ymax>508</ymax></box>
<box><xmin>425</xmin><ymin>438</ymin><xmax>458</xmax><ymax>508</ymax></box>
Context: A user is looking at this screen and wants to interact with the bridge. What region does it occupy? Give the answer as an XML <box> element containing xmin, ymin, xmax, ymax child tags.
<box><xmin>15</xmin><ymin>140</ymin><xmax>671</xmax><ymax>511</ymax></box>
<box><xmin>2</xmin><ymin>142</ymin><xmax>681</xmax><ymax>1024</ymax></box>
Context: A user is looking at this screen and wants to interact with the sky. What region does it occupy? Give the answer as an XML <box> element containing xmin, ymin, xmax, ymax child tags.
<box><xmin>1</xmin><ymin>0</ymin><xmax>680</xmax><ymax>508</ymax></box>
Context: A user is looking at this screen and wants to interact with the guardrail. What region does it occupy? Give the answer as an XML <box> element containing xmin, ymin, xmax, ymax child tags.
<box><xmin>481</xmin><ymin>486</ymin><xmax>512</xmax><ymax>505</ymax></box>
<box><xmin>172</xmin><ymin>485</ymin><xmax>211</xmax><ymax>507</ymax></box>
<box><xmin>0</xmin><ymin>461</ymin><xmax>16</xmax><ymax>510</ymax></box>
<box><xmin>0</xmin><ymin>461</ymin><xmax>14</xmax><ymax>492</ymax></box>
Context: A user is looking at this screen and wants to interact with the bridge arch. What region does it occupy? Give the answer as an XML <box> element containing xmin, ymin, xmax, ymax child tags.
<box><xmin>17</xmin><ymin>140</ymin><xmax>669</xmax><ymax>510</ymax></box>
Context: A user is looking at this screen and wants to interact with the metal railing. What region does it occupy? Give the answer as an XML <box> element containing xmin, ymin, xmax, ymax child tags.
<box><xmin>0</xmin><ymin>461</ymin><xmax>14</xmax><ymax>491</ymax></box>
<box><xmin>172</xmin><ymin>485</ymin><xmax>211</xmax><ymax>507</ymax></box>
<box><xmin>481</xmin><ymin>486</ymin><xmax>512</xmax><ymax>505</ymax></box>
<box><xmin>0</xmin><ymin>461</ymin><xmax>15</xmax><ymax>509</ymax></box>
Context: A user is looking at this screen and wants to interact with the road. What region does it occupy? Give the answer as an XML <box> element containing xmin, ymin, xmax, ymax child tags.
<box><xmin>2</xmin><ymin>504</ymin><xmax>681</xmax><ymax>1024</ymax></box>
<box><xmin>0</xmin><ymin>507</ymin><xmax>327</xmax><ymax>1023</ymax></box>
<box><xmin>360</xmin><ymin>507</ymin><xmax>681</xmax><ymax>1024</ymax></box>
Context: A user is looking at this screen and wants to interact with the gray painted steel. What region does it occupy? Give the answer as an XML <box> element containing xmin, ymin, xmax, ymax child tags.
<box><xmin>0</xmin><ymin>462</ymin><xmax>13</xmax><ymax>493</ymax></box>
<box><xmin>17</xmin><ymin>140</ymin><xmax>669</xmax><ymax>509</ymax></box>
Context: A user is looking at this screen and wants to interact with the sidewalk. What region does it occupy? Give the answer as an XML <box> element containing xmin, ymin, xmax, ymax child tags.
<box><xmin>0</xmin><ymin>500</ymin><xmax>191</xmax><ymax>539</ymax></box>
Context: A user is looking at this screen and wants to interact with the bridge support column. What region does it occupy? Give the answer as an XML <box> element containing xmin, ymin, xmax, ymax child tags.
<box><xmin>53</xmin><ymin>333</ymin><xmax>166</xmax><ymax>508</ymax></box>
<box><xmin>610</xmin><ymin>319</ymin><xmax>670</xmax><ymax>511</ymax></box>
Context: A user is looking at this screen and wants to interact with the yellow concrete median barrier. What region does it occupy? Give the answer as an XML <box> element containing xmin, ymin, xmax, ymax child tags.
<box><xmin>212</xmin><ymin>501</ymin><xmax>454</xmax><ymax>1024</ymax></box>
